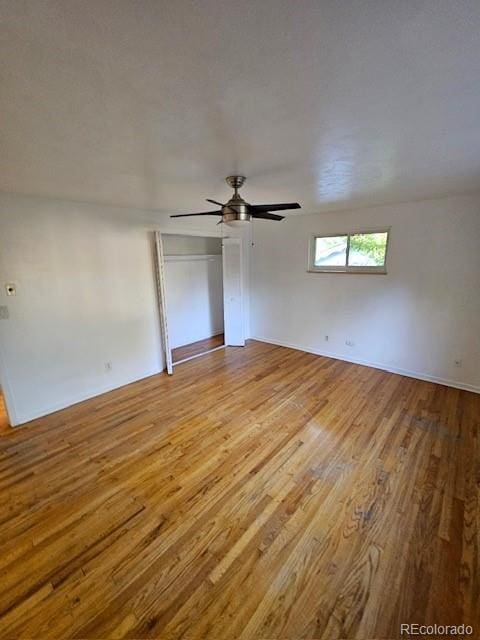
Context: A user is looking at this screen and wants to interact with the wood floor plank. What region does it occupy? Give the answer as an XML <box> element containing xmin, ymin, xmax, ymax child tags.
<box><xmin>172</xmin><ymin>333</ymin><xmax>224</xmax><ymax>363</ymax></box>
<box><xmin>0</xmin><ymin>340</ymin><xmax>478</xmax><ymax>639</ymax></box>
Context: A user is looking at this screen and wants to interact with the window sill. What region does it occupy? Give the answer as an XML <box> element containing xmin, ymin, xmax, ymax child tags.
<box><xmin>307</xmin><ymin>269</ymin><xmax>387</xmax><ymax>275</ymax></box>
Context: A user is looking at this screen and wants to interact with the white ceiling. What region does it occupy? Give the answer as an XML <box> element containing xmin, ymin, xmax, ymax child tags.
<box><xmin>2</xmin><ymin>0</ymin><xmax>480</xmax><ymax>216</ymax></box>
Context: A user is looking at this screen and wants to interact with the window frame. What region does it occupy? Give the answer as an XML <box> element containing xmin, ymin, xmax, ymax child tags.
<box><xmin>308</xmin><ymin>228</ymin><xmax>390</xmax><ymax>274</ymax></box>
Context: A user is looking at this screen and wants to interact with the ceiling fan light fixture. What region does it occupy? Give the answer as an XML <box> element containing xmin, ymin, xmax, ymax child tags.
<box><xmin>223</xmin><ymin>218</ymin><xmax>251</xmax><ymax>228</ymax></box>
<box><xmin>222</xmin><ymin>205</ymin><xmax>251</xmax><ymax>227</ymax></box>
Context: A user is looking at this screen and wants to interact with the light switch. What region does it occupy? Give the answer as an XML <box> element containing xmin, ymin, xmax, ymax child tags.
<box><xmin>5</xmin><ymin>284</ymin><xmax>16</xmax><ymax>296</ymax></box>
<box><xmin>0</xmin><ymin>306</ymin><xmax>9</xmax><ymax>319</ymax></box>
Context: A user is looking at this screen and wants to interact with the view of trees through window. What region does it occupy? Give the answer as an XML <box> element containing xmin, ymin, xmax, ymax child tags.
<box><xmin>348</xmin><ymin>232</ymin><xmax>388</xmax><ymax>266</ymax></box>
<box><xmin>312</xmin><ymin>230</ymin><xmax>389</xmax><ymax>271</ymax></box>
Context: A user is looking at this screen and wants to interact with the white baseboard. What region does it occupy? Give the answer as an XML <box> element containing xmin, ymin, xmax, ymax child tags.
<box><xmin>12</xmin><ymin>366</ymin><xmax>163</xmax><ymax>426</ymax></box>
<box><xmin>251</xmin><ymin>336</ymin><xmax>480</xmax><ymax>395</ymax></box>
<box><xmin>12</xmin><ymin>336</ymin><xmax>478</xmax><ymax>426</ymax></box>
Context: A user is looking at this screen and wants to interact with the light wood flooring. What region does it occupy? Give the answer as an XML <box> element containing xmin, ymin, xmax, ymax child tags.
<box><xmin>172</xmin><ymin>333</ymin><xmax>224</xmax><ymax>363</ymax></box>
<box><xmin>0</xmin><ymin>341</ymin><xmax>478</xmax><ymax>639</ymax></box>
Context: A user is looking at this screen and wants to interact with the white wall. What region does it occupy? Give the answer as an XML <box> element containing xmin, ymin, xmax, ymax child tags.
<box><xmin>250</xmin><ymin>195</ymin><xmax>480</xmax><ymax>393</ymax></box>
<box><xmin>1</xmin><ymin>189</ymin><xmax>476</xmax><ymax>428</ymax></box>
<box><xmin>0</xmin><ymin>194</ymin><xmax>167</xmax><ymax>425</ymax></box>
<box><xmin>165</xmin><ymin>253</ymin><xmax>224</xmax><ymax>350</ymax></box>
<box><xmin>0</xmin><ymin>194</ymin><xmax>252</xmax><ymax>425</ymax></box>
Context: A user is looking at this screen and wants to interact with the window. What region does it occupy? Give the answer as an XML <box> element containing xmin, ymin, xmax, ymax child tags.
<box><xmin>309</xmin><ymin>230</ymin><xmax>389</xmax><ymax>273</ymax></box>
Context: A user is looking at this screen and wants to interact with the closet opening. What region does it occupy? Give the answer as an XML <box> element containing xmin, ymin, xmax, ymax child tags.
<box><xmin>162</xmin><ymin>234</ymin><xmax>225</xmax><ymax>366</ymax></box>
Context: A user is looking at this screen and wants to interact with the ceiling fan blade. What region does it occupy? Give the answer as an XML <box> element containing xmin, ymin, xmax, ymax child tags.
<box><xmin>170</xmin><ymin>210</ymin><xmax>222</xmax><ymax>218</ymax></box>
<box><xmin>251</xmin><ymin>212</ymin><xmax>285</xmax><ymax>221</ymax></box>
<box><xmin>250</xmin><ymin>202</ymin><xmax>301</xmax><ymax>212</ymax></box>
<box><xmin>206</xmin><ymin>198</ymin><xmax>225</xmax><ymax>207</ymax></box>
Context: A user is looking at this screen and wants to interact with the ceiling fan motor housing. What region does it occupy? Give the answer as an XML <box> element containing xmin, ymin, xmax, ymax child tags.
<box><xmin>223</xmin><ymin>176</ymin><xmax>251</xmax><ymax>223</ymax></box>
<box><xmin>223</xmin><ymin>199</ymin><xmax>251</xmax><ymax>223</ymax></box>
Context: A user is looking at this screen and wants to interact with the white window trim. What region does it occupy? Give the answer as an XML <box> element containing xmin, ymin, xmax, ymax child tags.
<box><xmin>308</xmin><ymin>228</ymin><xmax>390</xmax><ymax>274</ymax></box>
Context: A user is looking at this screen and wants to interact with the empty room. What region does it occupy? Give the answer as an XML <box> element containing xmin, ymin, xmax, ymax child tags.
<box><xmin>0</xmin><ymin>2</ymin><xmax>479</xmax><ymax>639</ymax></box>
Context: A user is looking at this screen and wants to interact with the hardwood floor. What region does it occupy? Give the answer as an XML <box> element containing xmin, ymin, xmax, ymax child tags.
<box><xmin>0</xmin><ymin>340</ymin><xmax>478</xmax><ymax>639</ymax></box>
<box><xmin>172</xmin><ymin>333</ymin><xmax>224</xmax><ymax>363</ymax></box>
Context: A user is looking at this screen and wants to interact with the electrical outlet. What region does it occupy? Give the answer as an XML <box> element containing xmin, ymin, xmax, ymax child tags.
<box><xmin>454</xmin><ymin>359</ymin><xmax>462</xmax><ymax>367</ymax></box>
<box><xmin>345</xmin><ymin>340</ymin><xmax>355</xmax><ymax>347</ymax></box>
<box><xmin>105</xmin><ymin>361</ymin><xmax>113</xmax><ymax>371</ymax></box>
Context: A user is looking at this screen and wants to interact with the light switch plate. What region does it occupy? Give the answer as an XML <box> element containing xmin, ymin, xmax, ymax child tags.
<box><xmin>0</xmin><ymin>306</ymin><xmax>9</xmax><ymax>319</ymax></box>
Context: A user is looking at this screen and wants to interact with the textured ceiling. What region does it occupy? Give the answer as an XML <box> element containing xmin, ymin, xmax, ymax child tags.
<box><xmin>1</xmin><ymin>0</ymin><xmax>480</xmax><ymax>216</ymax></box>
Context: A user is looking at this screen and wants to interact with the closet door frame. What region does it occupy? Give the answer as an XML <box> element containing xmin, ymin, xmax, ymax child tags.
<box><xmin>154</xmin><ymin>231</ymin><xmax>173</xmax><ymax>374</ymax></box>
<box><xmin>155</xmin><ymin>228</ymin><xmax>237</xmax><ymax>373</ymax></box>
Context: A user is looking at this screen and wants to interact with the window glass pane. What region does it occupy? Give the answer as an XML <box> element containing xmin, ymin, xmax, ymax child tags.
<box><xmin>314</xmin><ymin>235</ymin><xmax>348</xmax><ymax>267</ymax></box>
<box><xmin>348</xmin><ymin>232</ymin><xmax>388</xmax><ymax>267</ymax></box>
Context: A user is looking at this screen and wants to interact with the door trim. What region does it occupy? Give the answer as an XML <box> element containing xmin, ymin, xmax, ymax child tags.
<box><xmin>154</xmin><ymin>232</ymin><xmax>173</xmax><ymax>375</ymax></box>
<box><xmin>222</xmin><ymin>237</ymin><xmax>245</xmax><ymax>347</ymax></box>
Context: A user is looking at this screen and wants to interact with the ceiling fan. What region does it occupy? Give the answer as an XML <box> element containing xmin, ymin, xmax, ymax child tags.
<box><xmin>170</xmin><ymin>176</ymin><xmax>301</xmax><ymax>227</ymax></box>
